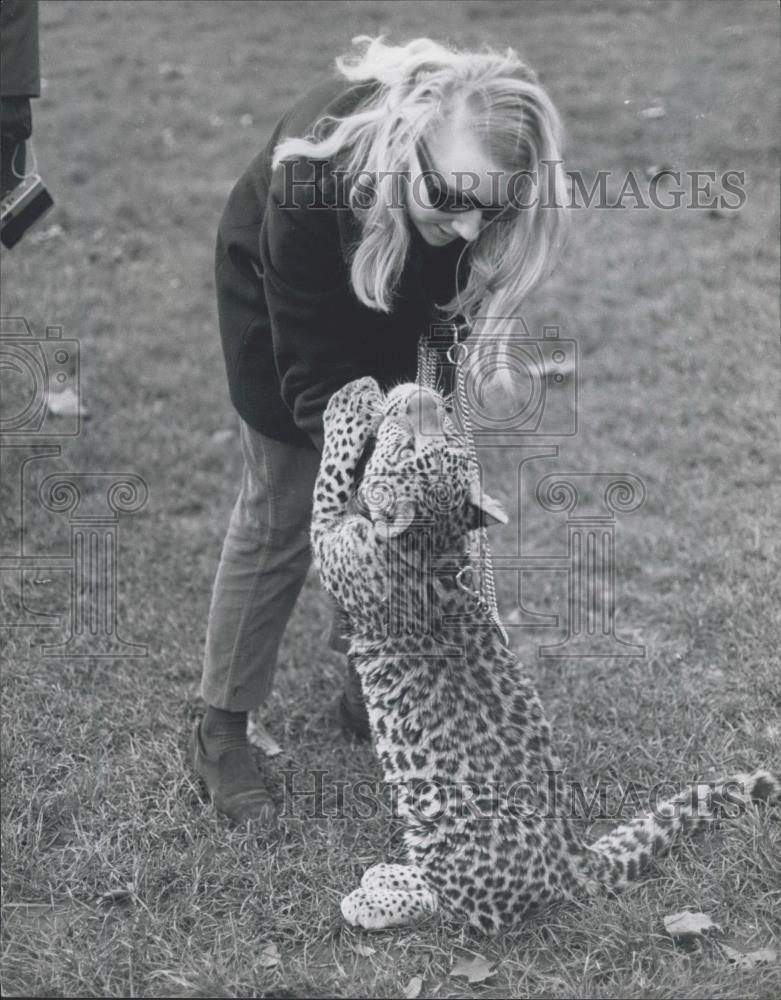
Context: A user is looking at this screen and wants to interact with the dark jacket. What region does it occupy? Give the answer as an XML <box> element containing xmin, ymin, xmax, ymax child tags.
<box><xmin>215</xmin><ymin>75</ymin><xmax>467</xmax><ymax>450</ymax></box>
<box><xmin>0</xmin><ymin>0</ymin><xmax>40</xmax><ymax>97</ymax></box>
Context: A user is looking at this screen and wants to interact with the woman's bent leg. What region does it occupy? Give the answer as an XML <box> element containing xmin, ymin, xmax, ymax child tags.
<box><xmin>200</xmin><ymin>421</ymin><xmax>321</xmax><ymax>711</ymax></box>
<box><xmin>194</xmin><ymin>421</ymin><xmax>320</xmax><ymax>824</ymax></box>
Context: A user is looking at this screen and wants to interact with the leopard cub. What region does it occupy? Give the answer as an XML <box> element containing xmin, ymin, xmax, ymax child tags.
<box><xmin>311</xmin><ymin>376</ymin><xmax>778</xmax><ymax>933</ymax></box>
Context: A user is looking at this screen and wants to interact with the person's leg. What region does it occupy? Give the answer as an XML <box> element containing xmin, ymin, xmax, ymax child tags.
<box><xmin>327</xmin><ymin>598</ymin><xmax>371</xmax><ymax>742</ymax></box>
<box><xmin>0</xmin><ymin>98</ymin><xmax>30</xmax><ymax>197</ymax></box>
<box><xmin>195</xmin><ymin>420</ymin><xmax>320</xmax><ymax>822</ymax></box>
<box><xmin>201</xmin><ymin>420</ymin><xmax>320</xmax><ymax>709</ymax></box>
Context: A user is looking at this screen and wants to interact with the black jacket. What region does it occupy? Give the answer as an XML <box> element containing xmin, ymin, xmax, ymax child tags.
<box><xmin>0</xmin><ymin>0</ymin><xmax>40</xmax><ymax>97</ymax></box>
<box><xmin>215</xmin><ymin>75</ymin><xmax>467</xmax><ymax>450</ymax></box>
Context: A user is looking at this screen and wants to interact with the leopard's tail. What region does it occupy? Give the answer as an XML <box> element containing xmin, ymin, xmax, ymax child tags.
<box><xmin>580</xmin><ymin>769</ymin><xmax>779</xmax><ymax>892</ymax></box>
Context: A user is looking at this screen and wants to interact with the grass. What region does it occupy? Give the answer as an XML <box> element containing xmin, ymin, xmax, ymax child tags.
<box><xmin>1</xmin><ymin>0</ymin><xmax>779</xmax><ymax>997</ymax></box>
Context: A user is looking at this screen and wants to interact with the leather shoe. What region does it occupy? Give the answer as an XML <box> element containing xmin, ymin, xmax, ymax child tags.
<box><xmin>191</xmin><ymin>719</ymin><xmax>278</xmax><ymax>826</ymax></box>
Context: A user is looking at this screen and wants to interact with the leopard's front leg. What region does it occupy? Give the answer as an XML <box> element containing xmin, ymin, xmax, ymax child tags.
<box><xmin>341</xmin><ymin>863</ymin><xmax>438</xmax><ymax>931</ymax></box>
<box><xmin>311</xmin><ymin>377</ymin><xmax>383</xmax><ymax>530</ymax></box>
<box><xmin>311</xmin><ymin>378</ymin><xmax>383</xmax><ymax>610</ymax></box>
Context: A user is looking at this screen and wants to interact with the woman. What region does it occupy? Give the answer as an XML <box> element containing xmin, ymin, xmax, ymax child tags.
<box><xmin>194</xmin><ymin>36</ymin><xmax>567</xmax><ymax>825</ymax></box>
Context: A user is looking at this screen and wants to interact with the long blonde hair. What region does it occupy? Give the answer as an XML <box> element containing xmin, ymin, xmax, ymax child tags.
<box><xmin>272</xmin><ymin>36</ymin><xmax>568</xmax><ymax>371</ymax></box>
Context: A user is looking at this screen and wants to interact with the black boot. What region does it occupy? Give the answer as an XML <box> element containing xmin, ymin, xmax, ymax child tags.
<box><xmin>192</xmin><ymin>707</ymin><xmax>278</xmax><ymax>826</ymax></box>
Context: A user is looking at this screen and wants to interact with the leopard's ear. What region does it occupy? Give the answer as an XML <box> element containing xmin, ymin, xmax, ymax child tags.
<box><xmin>464</xmin><ymin>481</ymin><xmax>509</xmax><ymax>529</ymax></box>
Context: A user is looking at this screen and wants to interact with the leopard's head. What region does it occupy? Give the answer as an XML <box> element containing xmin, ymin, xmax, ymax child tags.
<box><xmin>355</xmin><ymin>383</ymin><xmax>508</xmax><ymax>546</ymax></box>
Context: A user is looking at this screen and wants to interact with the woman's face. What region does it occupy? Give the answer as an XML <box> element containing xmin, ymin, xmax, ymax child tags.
<box><xmin>405</xmin><ymin>123</ymin><xmax>510</xmax><ymax>247</ymax></box>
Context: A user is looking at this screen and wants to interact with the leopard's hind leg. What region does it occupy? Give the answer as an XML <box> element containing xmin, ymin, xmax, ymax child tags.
<box><xmin>341</xmin><ymin>863</ymin><xmax>438</xmax><ymax>930</ymax></box>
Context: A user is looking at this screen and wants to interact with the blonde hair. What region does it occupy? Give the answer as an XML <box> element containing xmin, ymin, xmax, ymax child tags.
<box><xmin>272</xmin><ymin>36</ymin><xmax>568</xmax><ymax>375</ymax></box>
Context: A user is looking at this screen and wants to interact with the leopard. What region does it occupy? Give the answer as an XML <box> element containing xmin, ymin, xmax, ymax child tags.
<box><xmin>310</xmin><ymin>375</ymin><xmax>779</xmax><ymax>934</ymax></box>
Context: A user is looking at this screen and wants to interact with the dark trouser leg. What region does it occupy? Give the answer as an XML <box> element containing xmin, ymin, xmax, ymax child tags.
<box><xmin>1</xmin><ymin>97</ymin><xmax>31</xmax><ymax>197</ymax></box>
<box><xmin>200</xmin><ymin>420</ymin><xmax>321</xmax><ymax>711</ymax></box>
<box><xmin>194</xmin><ymin>421</ymin><xmax>321</xmax><ymax>823</ymax></box>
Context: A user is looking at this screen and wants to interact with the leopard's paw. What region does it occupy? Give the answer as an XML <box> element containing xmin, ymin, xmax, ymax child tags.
<box><xmin>361</xmin><ymin>863</ymin><xmax>429</xmax><ymax>892</ymax></box>
<box><xmin>325</xmin><ymin>377</ymin><xmax>383</xmax><ymax>433</ymax></box>
<box><xmin>340</xmin><ymin>885</ymin><xmax>437</xmax><ymax>931</ymax></box>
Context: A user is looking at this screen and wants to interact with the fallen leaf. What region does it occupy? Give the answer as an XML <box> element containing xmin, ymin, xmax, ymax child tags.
<box><xmin>450</xmin><ymin>951</ymin><xmax>495</xmax><ymax>983</ymax></box>
<box><xmin>644</xmin><ymin>164</ymin><xmax>676</xmax><ymax>181</ymax></box>
<box><xmin>258</xmin><ymin>941</ymin><xmax>280</xmax><ymax>968</ymax></box>
<box><xmin>209</xmin><ymin>428</ymin><xmax>236</xmax><ymax>446</ymax></box>
<box><xmin>46</xmin><ymin>387</ymin><xmax>88</xmax><ymax>418</ymax></box>
<box><xmin>404</xmin><ymin>975</ymin><xmax>423</xmax><ymax>998</ymax></box>
<box><xmin>707</xmin><ymin>206</ymin><xmax>737</xmax><ymax>221</ymax></box>
<box><xmin>157</xmin><ymin>62</ymin><xmax>189</xmax><ymax>80</ymax></box>
<box><xmin>663</xmin><ymin>910</ymin><xmax>721</xmax><ymax>943</ymax></box>
<box><xmin>30</xmin><ymin>223</ymin><xmax>64</xmax><ymax>244</ymax></box>
<box><xmin>97</xmin><ymin>886</ymin><xmax>133</xmax><ymax>905</ymax></box>
<box><xmin>353</xmin><ymin>943</ymin><xmax>376</xmax><ymax>957</ymax></box>
<box><xmin>721</xmin><ymin>943</ymin><xmax>777</xmax><ymax>969</ymax></box>
<box><xmin>247</xmin><ymin>717</ymin><xmax>283</xmax><ymax>757</ymax></box>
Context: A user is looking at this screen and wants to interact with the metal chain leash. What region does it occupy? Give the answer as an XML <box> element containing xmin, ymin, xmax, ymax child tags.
<box><xmin>417</xmin><ymin>325</ymin><xmax>509</xmax><ymax>646</ymax></box>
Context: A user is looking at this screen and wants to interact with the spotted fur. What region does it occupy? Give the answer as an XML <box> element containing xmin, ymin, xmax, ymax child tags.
<box><xmin>311</xmin><ymin>377</ymin><xmax>779</xmax><ymax>933</ymax></box>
